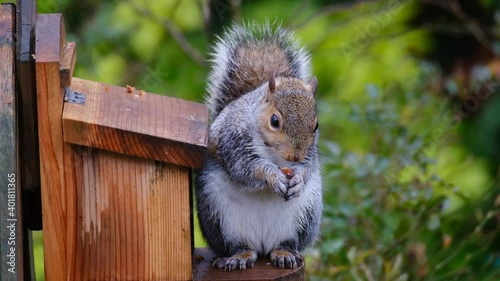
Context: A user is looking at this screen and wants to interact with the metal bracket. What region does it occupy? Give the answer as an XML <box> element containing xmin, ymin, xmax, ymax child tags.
<box><xmin>64</xmin><ymin>87</ymin><xmax>86</xmax><ymax>104</ymax></box>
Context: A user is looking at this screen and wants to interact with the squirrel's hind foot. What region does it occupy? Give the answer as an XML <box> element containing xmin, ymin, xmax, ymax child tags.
<box><xmin>270</xmin><ymin>249</ymin><xmax>304</xmax><ymax>269</ymax></box>
<box><xmin>213</xmin><ymin>250</ymin><xmax>257</xmax><ymax>271</ymax></box>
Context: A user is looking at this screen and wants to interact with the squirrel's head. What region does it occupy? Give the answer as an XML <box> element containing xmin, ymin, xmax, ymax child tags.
<box><xmin>258</xmin><ymin>75</ymin><xmax>318</xmax><ymax>163</ymax></box>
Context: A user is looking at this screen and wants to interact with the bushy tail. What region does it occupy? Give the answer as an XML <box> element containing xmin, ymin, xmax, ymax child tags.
<box><xmin>206</xmin><ymin>22</ymin><xmax>311</xmax><ymax>119</ymax></box>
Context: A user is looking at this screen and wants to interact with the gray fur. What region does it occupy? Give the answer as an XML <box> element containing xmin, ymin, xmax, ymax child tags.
<box><xmin>196</xmin><ymin>22</ymin><xmax>322</xmax><ymax>267</ymax></box>
<box><xmin>206</xmin><ymin>22</ymin><xmax>311</xmax><ymax>120</ymax></box>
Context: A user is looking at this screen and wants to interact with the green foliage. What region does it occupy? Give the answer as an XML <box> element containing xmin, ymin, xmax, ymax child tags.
<box><xmin>304</xmin><ymin>2</ymin><xmax>500</xmax><ymax>280</ymax></box>
<box><xmin>312</xmin><ymin>69</ymin><xmax>500</xmax><ymax>280</ymax></box>
<box><xmin>32</xmin><ymin>231</ymin><xmax>44</xmax><ymax>279</ymax></box>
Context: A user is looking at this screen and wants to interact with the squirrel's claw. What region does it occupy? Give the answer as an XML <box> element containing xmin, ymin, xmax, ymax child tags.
<box><xmin>286</xmin><ymin>174</ymin><xmax>304</xmax><ymax>201</ymax></box>
<box><xmin>269</xmin><ymin>168</ymin><xmax>289</xmax><ymax>199</ymax></box>
<box><xmin>270</xmin><ymin>249</ymin><xmax>304</xmax><ymax>269</ymax></box>
<box><xmin>226</xmin><ymin>257</ymin><xmax>242</xmax><ymax>271</ymax></box>
<box><xmin>213</xmin><ymin>250</ymin><xmax>257</xmax><ymax>271</ymax></box>
<box><xmin>213</xmin><ymin>257</ymin><xmax>227</xmax><ymax>268</ymax></box>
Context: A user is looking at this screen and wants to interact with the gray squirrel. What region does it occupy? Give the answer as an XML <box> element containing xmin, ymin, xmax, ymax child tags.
<box><xmin>195</xmin><ymin>22</ymin><xmax>322</xmax><ymax>271</ymax></box>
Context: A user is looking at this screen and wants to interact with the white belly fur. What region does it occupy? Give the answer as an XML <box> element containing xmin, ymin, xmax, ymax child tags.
<box><xmin>204</xmin><ymin>168</ymin><xmax>319</xmax><ymax>255</ymax></box>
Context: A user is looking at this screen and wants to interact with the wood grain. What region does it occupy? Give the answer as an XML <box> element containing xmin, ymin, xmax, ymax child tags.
<box><xmin>35</xmin><ymin>13</ymin><xmax>78</xmax><ymax>281</ymax></box>
<box><xmin>0</xmin><ymin>5</ymin><xmax>24</xmax><ymax>281</ymax></box>
<box><xmin>70</xmin><ymin>148</ymin><xmax>192</xmax><ymax>280</ymax></box>
<box><xmin>63</xmin><ymin>78</ymin><xmax>209</xmax><ymax>168</ymax></box>
<box><xmin>60</xmin><ymin>42</ymin><xmax>76</xmax><ymax>86</ymax></box>
<box><xmin>193</xmin><ymin>248</ymin><xmax>305</xmax><ymax>281</ymax></box>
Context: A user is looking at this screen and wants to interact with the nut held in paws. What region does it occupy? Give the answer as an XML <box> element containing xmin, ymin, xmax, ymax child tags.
<box><xmin>280</xmin><ymin>167</ymin><xmax>295</xmax><ymax>179</ymax></box>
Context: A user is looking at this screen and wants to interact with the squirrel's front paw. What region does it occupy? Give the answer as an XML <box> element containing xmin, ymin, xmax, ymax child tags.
<box><xmin>268</xmin><ymin>168</ymin><xmax>289</xmax><ymax>199</ymax></box>
<box><xmin>285</xmin><ymin>174</ymin><xmax>304</xmax><ymax>201</ymax></box>
<box><xmin>213</xmin><ymin>250</ymin><xmax>257</xmax><ymax>271</ymax></box>
<box><xmin>270</xmin><ymin>249</ymin><xmax>304</xmax><ymax>268</ymax></box>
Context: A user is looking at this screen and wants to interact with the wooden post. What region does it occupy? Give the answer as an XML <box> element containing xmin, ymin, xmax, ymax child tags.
<box><xmin>16</xmin><ymin>0</ymin><xmax>42</xmax><ymax>232</ymax></box>
<box><xmin>35</xmin><ymin>13</ymin><xmax>78</xmax><ymax>281</ymax></box>
<box><xmin>62</xmin><ymin>78</ymin><xmax>207</xmax><ymax>280</ymax></box>
<box><xmin>35</xmin><ymin>12</ymin><xmax>209</xmax><ymax>281</ymax></box>
<box><xmin>15</xmin><ymin>1</ymin><xmax>39</xmax><ymax>281</ymax></box>
<box><xmin>193</xmin><ymin>248</ymin><xmax>306</xmax><ymax>281</ymax></box>
<box><xmin>0</xmin><ymin>4</ymin><xmax>25</xmax><ymax>281</ymax></box>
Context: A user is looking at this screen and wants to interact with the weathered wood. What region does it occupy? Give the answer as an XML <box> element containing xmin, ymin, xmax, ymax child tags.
<box><xmin>35</xmin><ymin>13</ymin><xmax>77</xmax><ymax>281</ymax></box>
<box><xmin>70</xmin><ymin>148</ymin><xmax>192</xmax><ymax>280</ymax></box>
<box><xmin>35</xmin><ymin>12</ymin><xmax>207</xmax><ymax>281</ymax></box>
<box><xmin>14</xmin><ymin>2</ymin><xmax>39</xmax><ymax>280</ymax></box>
<box><xmin>16</xmin><ymin>0</ymin><xmax>38</xmax><ymax>191</ymax></box>
<box><xmin>0</xmin><ymin>4</ymin><xmax>24</xmax><ymax>281</ymax></box>
<box><xmin>16</xmin><ymin>0</ymin><xmax>36</xmax><ymax>62</ymax></box>
<box><xmin>60</xmin><ymin>41</ymin><xmax>76</xmax><ymax>86</ymax></box>
<box><xmin>16</xmin><ymin>0</ymin><xmax>42</xmax><ymax>231</ymax></box>
<box><xmin>63</xmin><ymin>78</ymin><xmax>209</xmax><ymax>168</ymax></box>
<box><xmin>193</xmin><ymin>248</ymin><xmax>305</xmax><ymax>281</ymax></box>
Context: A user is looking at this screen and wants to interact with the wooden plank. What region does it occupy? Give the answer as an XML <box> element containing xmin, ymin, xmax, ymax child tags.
<box><xmin>0</xmin><ymin>4</ymin><xmax>24</xmax><ymax>281</ymax></box>
<box><xmin>60</xmin><ymin>42</ymin><xmax>76</xmax><ymax>86</ymax></box>
<box><xmin>15</xmin><ymin>1</ymin><xmax>39</xmax><ymax>280</ymax></box>
<box><xmin>16</xmin><ymin>0</ymin><xmax>42</xmax><ymax>232</ymax></box>
<box><xmin>16</xmin><ymin>0</ymin><xmax>36</xmax><ymax>62</ymax></box>
<box><xmin>63</xmin><ymin>78</ymin><xmax>209</xmax><ymax>168</ymax></box>
<box><xmin>35</xmin><ymin>13</ymin><xmax>77</xmax><ymax>281</ymax></box>
<box><xmin>71</xmin><ymin>149</ymin><xmax>192</xmax><ymax>280</ymax></box>
<box><xmin>193</xmin><ymin>248</ymin><xmax>305</xmax><ymax>281</ymax></box>
<box><xmin>16</xmin><ymin>0</ymin><xmax>39</xmax><ymax>197</ymax></box>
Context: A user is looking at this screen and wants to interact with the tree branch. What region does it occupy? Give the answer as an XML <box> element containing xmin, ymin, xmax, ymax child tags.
<box><xmin>291</xmin><ymin>0</ymin><xmax>378</xmax><ymax>29</ymax></box>
<box><xmin>126</xmin><ymin>0</ymin><xmax>206</xmax><ymax>66</ymax></box>
<box><xmin>420</xmin><ymin>0</ymin><xmax>493</xmax><ymax>52</ymax></box>
<box><xmin>203</xmin><ymin>0</ymin><xmax>241</xmax><ymax>43</ymax></box>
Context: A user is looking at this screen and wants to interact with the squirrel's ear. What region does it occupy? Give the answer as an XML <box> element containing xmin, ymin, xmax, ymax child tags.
<box><xmin>268</xmin><ymin>75</ymin><xmax>277</xmax><ymax>93</ymax></box>
<box><xmin>306</xmin><ymin>76</ymin><xmax>318</xmax><ymax>96</ymax></box>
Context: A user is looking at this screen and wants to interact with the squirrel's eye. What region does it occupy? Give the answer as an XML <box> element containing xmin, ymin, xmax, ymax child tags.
<box><xmin>314</xmin><ymin>121</ymin><xmax>319</xmax><ymax>132</ymax></box>
<box><xmin>270</xmin><ymin>114</ymin><xmax>280</xmax><ymax>129</ymax></box>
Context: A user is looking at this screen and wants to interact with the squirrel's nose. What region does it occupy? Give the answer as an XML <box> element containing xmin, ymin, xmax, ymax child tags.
<box><xmin>286</xmin><ymin>153</ymin><xmax>304</xmax><ymax>162</ymax></box>
<box><xmin>290</xmin><ymin>153</ymin><xmax>304</xmax><ymax>162</ymax></box>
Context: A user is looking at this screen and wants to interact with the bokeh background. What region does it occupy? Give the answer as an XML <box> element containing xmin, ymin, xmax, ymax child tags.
<box><xmin>5</xmin><ymin>0</ymin><xmax>500</xmax><ymax>280</ymax></box>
